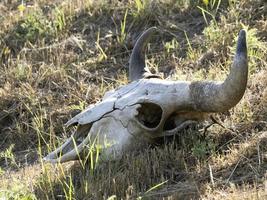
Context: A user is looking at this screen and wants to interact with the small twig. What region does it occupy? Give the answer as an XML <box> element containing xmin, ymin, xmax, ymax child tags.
<box><xmin>225</xmin><ymin>158</ymin><xmax>242</xmax><ymax>186</ymax></box>
<box><xmin>202</xmin><ymin>121</ymin><xmax>215</xmax><ymax>139</ymax></box>
<box><xmin>209</xmin><ymin>164</ymin><xmax>215</xmax><ymax>187</ymax></box>
<box><xmin>257</xmin><ymin>142</ymin><xmax>261</xmax><ymax>166</ymax></box>
<box><xmin>241</xmin><ymin>155</ymin><xmax>260</xmax><ymax>177</ymax></box>
<box><xmin>210</xmin><ymin>115</ymin><xmax>236</xmax><ymax>133</ymax></box>
<box><xmin>201</xmin><ymin>115</ymin><xmax>235</xmax><ymax>139</ymax></box>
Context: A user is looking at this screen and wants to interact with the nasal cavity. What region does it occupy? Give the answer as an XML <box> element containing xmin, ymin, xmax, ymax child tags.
<box><xmin>136</xmin><ymin>103</ymin><xmax>162</xmax><ymax>128</ymax></box>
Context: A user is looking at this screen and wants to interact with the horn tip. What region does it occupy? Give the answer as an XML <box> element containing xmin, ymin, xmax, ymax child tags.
<box><xmin>236</xmin><ymin>29</ymin><xmax>247</xmax><ymax>56</ymax></box>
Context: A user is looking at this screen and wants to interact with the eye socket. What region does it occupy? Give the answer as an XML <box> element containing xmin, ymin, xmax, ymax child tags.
<box><xmin>136</xmin><ymin>102</ymin><xmax>162</xmax><ymax>129</ymax></box>
<box><xmin>163</xmin><ymin>113</ymin><xmax>178</xmax><ymax>131</ymax></box>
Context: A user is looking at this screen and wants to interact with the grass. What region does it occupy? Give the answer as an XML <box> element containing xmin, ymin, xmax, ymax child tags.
<box><xmin>1</xmin><ymin>0</ymin><xmax>267</xmax><ymax>199</ymax></box>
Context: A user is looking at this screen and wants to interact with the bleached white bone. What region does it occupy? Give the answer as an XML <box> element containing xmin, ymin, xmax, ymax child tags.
<box><xmin>44</xmin><ymin>28</ymin><xmax>248</xmax><ymax>163</ymax></box>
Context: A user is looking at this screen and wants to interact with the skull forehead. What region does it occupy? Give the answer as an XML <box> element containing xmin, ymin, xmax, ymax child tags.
<box><xmin>66</xmin><ymin>78</ymin><xmax>193</xmax><ymax>127</ymax></box>
<box><xmin>112</xmin><ymin>79</ymin><xmax>190</xmax><ymax>97</ymax></box>
<box><xmin>111</xmin><ymin>79</ymin><xmax>191</xmax><ymax>109</ymax></box>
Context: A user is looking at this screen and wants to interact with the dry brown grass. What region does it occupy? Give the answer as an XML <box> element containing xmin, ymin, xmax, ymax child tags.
<box><xmin>1</xmin><ymin>0</ymin><xmax>267</xmax><ymax>199</ymax></box>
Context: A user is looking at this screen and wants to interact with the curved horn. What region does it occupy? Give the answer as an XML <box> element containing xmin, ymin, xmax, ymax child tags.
<box><xmin>129</xmin><ymin>27</ymin><xmax>158</xmax><ymax>81</ymax></box>
<box><xmin>190</xmin><ymin>29</ymin><xmax>248</xmax><ymax>112</ymax></box>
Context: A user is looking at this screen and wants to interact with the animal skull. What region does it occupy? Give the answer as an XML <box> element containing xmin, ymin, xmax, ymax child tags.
<box><xmin>44</xmin><ymin>27</ymin><xmax>248</xmax><ymax>163</ymax></box>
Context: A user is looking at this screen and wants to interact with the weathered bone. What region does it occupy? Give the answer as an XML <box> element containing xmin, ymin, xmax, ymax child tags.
<box><xmin>44</xmin><ymin>28</ymin><xmax>248</xmax><ymax>163</ymax></box>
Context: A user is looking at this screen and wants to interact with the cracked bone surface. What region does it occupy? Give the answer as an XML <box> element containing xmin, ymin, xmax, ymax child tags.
<box><xmin>44</xmin><ymin>27</ymin><xmax>248</xmax><ymax>163</ymax></box>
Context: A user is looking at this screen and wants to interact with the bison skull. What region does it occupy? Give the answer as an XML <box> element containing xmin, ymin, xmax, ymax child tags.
<box><xmin>44</xmin><ymin>27</ymin><xmax>248</xmax><ymax>163</ymax></box>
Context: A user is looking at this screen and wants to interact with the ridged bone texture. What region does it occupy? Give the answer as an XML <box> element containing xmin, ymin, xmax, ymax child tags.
<box><xmin>43</xmin><ymin>28</ymin><xmax>248</xmax><ymax>163</ymax></box>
